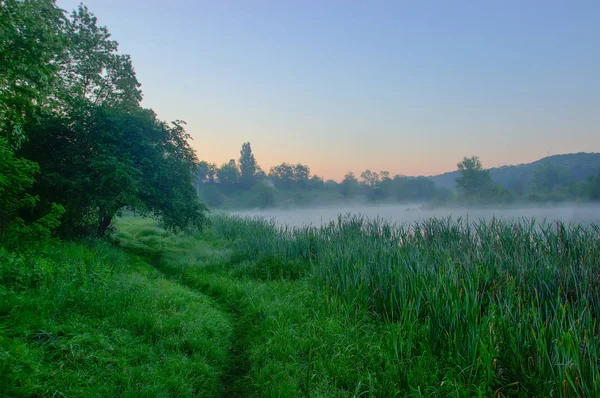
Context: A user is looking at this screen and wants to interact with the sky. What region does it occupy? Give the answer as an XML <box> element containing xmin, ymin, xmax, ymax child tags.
<box><xmin>57</xmin><ymin>0</ymin><xmax>600</xmax><ymax>181</ymax></box>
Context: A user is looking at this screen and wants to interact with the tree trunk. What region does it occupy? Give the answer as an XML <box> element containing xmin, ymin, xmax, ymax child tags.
<box><xmin>97</xmin><ymin>206</ymin><xmax>113</xmax><ymax>237</ymax></box>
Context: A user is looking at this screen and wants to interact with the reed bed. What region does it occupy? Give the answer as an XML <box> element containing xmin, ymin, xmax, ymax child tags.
<box><xmin>211</xmin><ymin>213</ymin><xmax>600</xmax><ymax>396</ymax></box>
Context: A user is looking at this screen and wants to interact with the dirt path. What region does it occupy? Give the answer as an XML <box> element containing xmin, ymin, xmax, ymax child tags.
<box><xmin>122</xmin><ymin>245</ymin><xmax>253</xmax><ymax>397</ymax></box>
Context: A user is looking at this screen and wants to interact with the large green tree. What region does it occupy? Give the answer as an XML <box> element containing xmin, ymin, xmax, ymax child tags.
<box><xmin>10</xmin><ymin>3</ymin><xmax>208</xmax><ymax>237</ymax></box>
<box><xmin>21</xmin><ymin>107</ymin><xmax>206</xmax><ymax>236</ymax></box>
<box><xmin>455</xmin><ymin>156</ymin><xmax>493</xmax><ymax>197</ymax></box>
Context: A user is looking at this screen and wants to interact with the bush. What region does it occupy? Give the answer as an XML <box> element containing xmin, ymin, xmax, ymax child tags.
<box><xmin>0</xmin><ymin>137</ymin><xmax>64</xmax><ymax>248</ymax></box>
<box><xmin>0</xmin><ymin>137</ymin><xmax>39</xmax><ymax>240</ymax></box>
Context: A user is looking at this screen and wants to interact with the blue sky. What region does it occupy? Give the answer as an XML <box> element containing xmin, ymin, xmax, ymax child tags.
<box><xmin>57</xmin><ymin>0</ymin><xmax>600</xmax><ymax>180</ymax></box>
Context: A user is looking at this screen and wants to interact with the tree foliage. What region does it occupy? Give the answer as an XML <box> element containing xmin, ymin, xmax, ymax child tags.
<box><xmin>267</xmin><ymin>162</ymin><xmax>311</xmax><ymax>189</ymax></box>
<box><xmin>455</xmin><ymin>156</ymin><xmax>493</xmax><ymax>197</ymax></box>
<box><xmin>58</xmin><ymin>5</ymin><xmax>141</xmax><ymax>111</ymax></box>
<box><xmin>239</xmin><ymin>141</ymin><xmax>257</xmax><ymax>188</ymax></box>
<box><xmin>20</xmin><ymin>107</ymin><xmax>206</xmax><ymax>236</ymax></box>
<box><xmin>586</xmin><ymin>172</ymin><xmax>600</xmax><ymax>201</ymax></box>
<box><xmin>530</xmin><ymin>163</ymin><xmax>569</xmax><ymax>194</ymax></box>
<box><xmin>1</xmin><ymin>2</ymin><xmax>208</xmax><ymax>238</ymax></box>
<box><xmin>218</xmin><ymin>160</ymin><xmax>240</xmax><ymax>186</ymax></box>
<box><xmin>360</xmin><ymin>169</ymin><xmax>380</xmax><ymax>188</ymax></box>
<box><xmin>0</xmin><ymin>137</ymin><xmax>64</xmax><ymax>245</ymax></box>
<box><xmin>268</xmin><ymin>163</ymin><xmax>295</xmax><ymax>188</ymax></box>
<box><xmin>0</xmin><ymin>136</ymin><xmax>38</xmax><ymax>238</ymax></box>
<box><xmin>0</xmin><ymin>0</ymin><xmax>66</xmax><ymax>147</ymax></box>
<box><xmin>340</xmin><ymin>172</ymin><xmax>360</xmax><ymax>197</ymax></box>
<box><xmin>196</xmin><ymin>161</ymin><xmax>217</xmax><ymax>184</ymax></box>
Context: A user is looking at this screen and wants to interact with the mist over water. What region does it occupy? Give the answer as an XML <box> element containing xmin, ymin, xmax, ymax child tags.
<box><xmin>233</xmin><ymin>203</ymin><xmax>600</xmax><ymax>227</ymax></box>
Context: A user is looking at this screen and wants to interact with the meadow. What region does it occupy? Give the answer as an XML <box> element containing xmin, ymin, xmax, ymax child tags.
<box><xmin>2</xmin><ymin>213</ymin><xmax>599</xmax><ymax>397</ymax></box>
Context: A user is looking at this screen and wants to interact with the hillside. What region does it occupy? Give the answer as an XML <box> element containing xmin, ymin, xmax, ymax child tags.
<box><xmin>428</xmin><ymin>152</ymin><xmax>600</xmax><ymax>190</ymax></box>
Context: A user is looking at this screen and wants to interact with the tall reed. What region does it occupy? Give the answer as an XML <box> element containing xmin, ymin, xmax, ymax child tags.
<box><xmin>211</xmin><ymin>213</ymin><xmax>600</xmax><ymax>395</ymax></box>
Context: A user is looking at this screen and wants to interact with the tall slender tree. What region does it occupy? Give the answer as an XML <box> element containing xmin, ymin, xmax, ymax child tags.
<box><xmin>239</xmin><ymin>142</ymin><xmax>257</xmax><ymax>188</ymax></box>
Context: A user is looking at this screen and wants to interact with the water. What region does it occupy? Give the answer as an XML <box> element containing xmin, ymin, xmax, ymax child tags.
<box><xmin>233</xmin><ymin>203</ymin><xmax>600</xmax><ymax>227</ymax></box>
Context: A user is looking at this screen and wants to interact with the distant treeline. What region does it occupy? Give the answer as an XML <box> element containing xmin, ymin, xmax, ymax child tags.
<box><xmin>195</xmin><ymin>143</ymin><xmax>600</xmax><ymax>209</ymax></box>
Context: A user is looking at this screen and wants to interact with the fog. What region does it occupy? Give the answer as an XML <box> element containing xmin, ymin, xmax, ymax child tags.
<box><xmin>233</xmin><ymin>203</ymin><xmax>600</xmax><ymax>228</ymax></box>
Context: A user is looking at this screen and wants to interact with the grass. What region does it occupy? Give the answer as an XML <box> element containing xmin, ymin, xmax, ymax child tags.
<box><xmin>203</xmin><ymin>214</ymin><xmax>600</xmax><ymax>396</ymax></box>
<box><xmin>2</xmin><ymin>214</ymin><xmax>599</xmax><ymax>396</ymax></box>
<box><xmin>0</xmin><ymin>233</ymin><xmax>232</xmax><ymax>397</ymax></box>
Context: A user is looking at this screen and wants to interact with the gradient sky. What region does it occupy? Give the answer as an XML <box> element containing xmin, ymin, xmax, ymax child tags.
<box><xmin>57</xmin><ymin>0</ymin><xmax>600</xmax><ymax>181</ymax></box>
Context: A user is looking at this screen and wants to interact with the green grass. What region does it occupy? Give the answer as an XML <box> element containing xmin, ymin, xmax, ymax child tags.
<box><xmin>198</xmin><ymin>214</ymin><xmax>600</xmax><ymax>397</ymax></box>
<box><xmin>0</xmin><ymin>232</ymin><xmax>232</xmax><ymax>397</ymax></box>
<box><xmin>3</xmin><ymin>214</ymin><xmax>599</xmax><ymax>396</ymax></box>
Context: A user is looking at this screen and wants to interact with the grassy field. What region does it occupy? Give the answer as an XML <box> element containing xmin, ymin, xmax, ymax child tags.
<box><xmin>2</xmin><ymin>214</ymin><xmax>599</xmax><ymax>396</ymax></box>
<box><xmin>0</xmin><ymin>232</ymin><xmax>232</xmax><ymax>397</ymax></box>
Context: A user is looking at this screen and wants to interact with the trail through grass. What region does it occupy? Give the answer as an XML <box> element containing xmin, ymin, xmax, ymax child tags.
<box><xmin>1</xmin><ymin>233</ymin><xmax>233</xmax><ymax>397</ymax></box>
<box><xmin>115</xmin><ymin>214</ymin><xmax>600</xmax><ymax>397</ymax></box>
<box><xmin>116</xmin><ymin>218</ymin><xmax>254</xmax><ymax>397</ymax></box>
<box><xmin>4</xmin><ymin>214</ymin><xmax>598</xmax><ymax>396</ymax></box>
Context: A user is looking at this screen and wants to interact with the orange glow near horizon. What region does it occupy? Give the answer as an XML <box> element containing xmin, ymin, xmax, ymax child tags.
<box><xmin>53</xmin><ymin>0</ymin><xmax>600</xmax><ymax>184</ymax></box>
<box><xmin>189</xmin><ymin>132</ymin><xmax>588</xmax><ymax>182</ymax></box>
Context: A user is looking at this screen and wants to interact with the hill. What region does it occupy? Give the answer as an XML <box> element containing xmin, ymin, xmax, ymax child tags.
<box><xmin>428</xmin><ymin>152</ymin><xmax>600</xmax><ymax>191</ymax></box>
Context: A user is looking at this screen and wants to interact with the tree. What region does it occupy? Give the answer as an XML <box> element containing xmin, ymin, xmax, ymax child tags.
<box><xmin>3</xmin><ymin>3</ymin><xmax>208</xmax><ymax>237</ymax></box>
<box><xmin>248</xmin><ymin>182</ymin><xmax>276</xmax><ymax>208</ymax></box>
<box><xmin>292</xmin><ymin>164</ymin><xmax>310</xmax><ymax>187</ymax></box>
<box><xmin>378</xmin><ymin>172</ymin><xmax>393</xmax><ymax>199</ymax></box>
<box><xmin>196</xmin><ymin>161</ymin><xmax>217</xmax><ymax>184</ymax></box>
<box><xmin>58</xmin><ymin>4</ymin><xmax>141</xmax><ymax>111</ymax></box>
<box><xmin>325</xmin><ymin>179</ymin><xmax>339</xmax><ymax>190</ymax></box>
<box><xmin>530</xmin><ymin>163</ymin><xmax>569</xmax><ymax>194</ymax></box>
<box><xmin>360</xmin><ymin>169</ymin><xmax>380</xmax><ymax>188</ymax></box>
<box><xmin>217</xmin><ymin>160</ymin><xmax>240</xmax><ymax>186</ymax></box>
<box><xmin>20</xmin><ymin>106</ymin><xmax>207</xmax><ymax>237</ymax></box>
<box><xmin>340</xmin><ymin>172</ymin><xmax>360</xmax><ymax>197</ymax></box>
<box><xmin>269</xmin><ymin>163</ymin><xmax>295</xmax><ymax>188</ymax></box>
<box><xmin>0</xmin><ymin>0</ymin><xmax>66</xmax><ymax>147</ymax></box>
<box><xmin>239</xmin><ymin>141</ymin><xmax>257</xmax><ymax>188</ymax></box>
<box><xmin>309</xmin><ymin>175</ymin><xmax>325</xmax><ymax>189</ymax></box>
<box><xmin>200</xmin><ymin>184</ymin><xmax>225</xmax><ymax>208</ymax></box>
<box><xmin>585</xmin><ymin>172</ymin><xmax>600</xmax><ymax>201</ymax></box>
<box><xmin>255</xmin><ymin>165</ymin><xmax>267</xmax><ymax>180</ymax></box>
<box><xmin>455</xmin><ymin>156</ymin><xmax>493</xmax><ymax>197</ymax></box>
